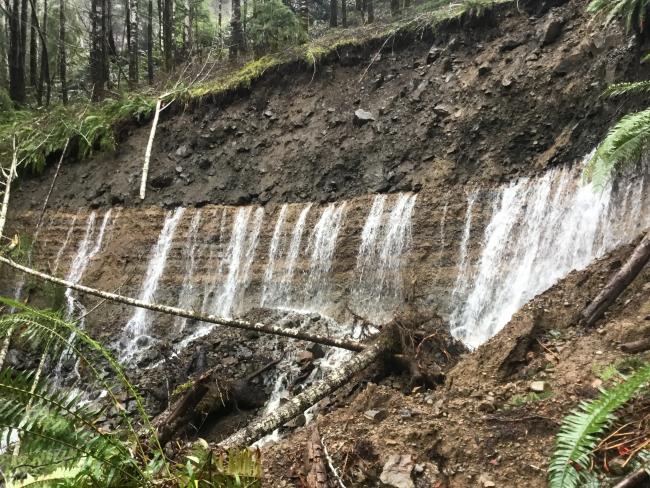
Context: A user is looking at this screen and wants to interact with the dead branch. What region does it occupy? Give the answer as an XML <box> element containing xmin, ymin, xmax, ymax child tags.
<box><xmin>34</xmin><ymin>138</ymin><xmax>69</xmax><ymax>239</ymax></box>
<box><xmin>0</xmin><ymin>135</ymin><xmax>19</xmax><ymax>240</ymax></box>
<box><xmin>0</xmin><ymin>256</ymin><xmax>364</xmax><ymax>351</ymax></box>
<box><xmin>140</xmin><ymin>98</ymin><xmax>162</xmax><ymax>200</ymax></box>
<box><xmin>582</xmin><ymin>231</ymin><xmax>650</xmax><ymax>327</ymax></box>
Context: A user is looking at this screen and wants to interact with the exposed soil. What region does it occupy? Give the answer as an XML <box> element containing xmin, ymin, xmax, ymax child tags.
<box><xmin>262</xmin><ymin>238</ymin><xmax>650</xmax><ymax>487</ymax></box>
<box><xmin>9</xmin><ymin>0</ymin><xmax>646</xmax><ymax>214</ymax></box>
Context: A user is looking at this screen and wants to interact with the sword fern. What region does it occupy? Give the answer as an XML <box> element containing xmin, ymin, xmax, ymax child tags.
<box><xmin>548</xmin><ymin>362</ymin><xmax>650</xmax><ymax>488</ymax></box>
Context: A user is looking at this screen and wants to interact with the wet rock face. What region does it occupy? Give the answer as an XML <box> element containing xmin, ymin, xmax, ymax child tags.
<box><xmin>11</xmin><ymin>0</ymin><xmax>637</xmax><ymax>215</ymax></box>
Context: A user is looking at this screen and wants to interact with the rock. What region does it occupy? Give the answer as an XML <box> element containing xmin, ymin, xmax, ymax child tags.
<box><xmin>306</xmin><ymin>342</ymin><xmax>326</xmax><ymax>359</ymax></box>
<box><xmin>478</xmin><ymin>63</ymin><xmax>491</xmax><ymax>76</ymax></box>
<box><xmin>150</xmin><ymin>174</ymin><xmax>173</xmax><ymax>189</ymax></box>
<box><xmin>501</xmin><ymin>77</ymin><xmax>513</xmax><ymax>88</ymax></box>
<box><xmin>222</xmin><ymin>356</ymin><xmax>238</xmax><ymax>367</ymax></box>
<box><xmin>296</xmin><ymin>350</ymin><xmax>314</xmax><ymax>364</ymax></box>
<box><xmin>433</xmin><ymin>104</ymin><xmax>452</xmax><ymax>117</ymax></box>
<box><xmin>380</xmin><ymin>454</ymin><xmax>415</xmax><ymax>488</ymax></box>
<box><xmin>530</xmin><ymin>381</ymin><xmax>546</xmax><ymax>392</ymax></box>
<box><xmin>135</xmin><ymin>335</ymin><xmax>150</xmax><ymax>347</ymax></box>
<box><xmin>354</xmin><ymin>109</ymin><xmax>375</xmax><ymax>125</ymax></box>
<box><xmin>540</xmin><ymin>16</ymin><xmax>564</xmax><ymax>46</ymax></box>
<box><xmin>426</xmin><ymin>47</ymin><xmax>442</xmax><ymax>64</ymax></box>
<box><xmin>175</xmin><ymin>165</ymin><xmax>183</xmax><ymax>174</ymax></box>
<box><xmin>175</xmin><ymin>144</ymin><xmax>192</xmax><ymax>158</ymax></box>
<box><xmin>364</xmin><ymin>409</ymin><xmax>388</xmax><ymax>422</ymax></box>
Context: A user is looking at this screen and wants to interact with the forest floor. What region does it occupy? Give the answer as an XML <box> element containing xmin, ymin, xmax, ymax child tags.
<box><xmin>261</xmin><ymin>238</ymin><xmax>650</xmax><ymax>487</ymax></box>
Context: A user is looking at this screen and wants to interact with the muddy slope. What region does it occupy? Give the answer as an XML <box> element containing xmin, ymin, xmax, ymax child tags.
<box><xmin>11</xmin><ymin>0</ymin><xmax>641</xmax><ymax>213</ymax></box>
<box><xmin>262</xmin><ymin>238</ymin><xmax>650</xmax><ymax>488</ymax></box>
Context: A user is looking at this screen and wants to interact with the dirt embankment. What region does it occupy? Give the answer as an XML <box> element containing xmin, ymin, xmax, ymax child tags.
<box><xmin>10</xmin><ymin>0</ymin><xmax>642</xmax><ymax>214</ymax></box>
<box><xmin>262</xmin><ymin>239</ymin><xmax>650</xmax><ymax>488</ymax></box>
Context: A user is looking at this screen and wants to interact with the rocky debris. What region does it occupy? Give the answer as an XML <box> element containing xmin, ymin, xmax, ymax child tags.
<box><xmin>353</xmin><ymin>108</ymin><xmax>375</xmax><ymax>125</ymax></box>
<box><xmin>426</xmin><ymin>46</ymin><xmax>443</xmax><ymax>64</ymax></box>
<box><xmin>175</xmin><ymin>144</ymin><xmax>192</xmax><ymax>158</ymax></box>
<box><xmin>478</xmin><ymin>473</ymin><xmax>496</xmax><ymax>487</ymax></box>
<box><xmin>363</xmin><ymin>409</ymin><xmax>388</xmax><ymax>422</ymax></box>
<box><xmin>540</xmin><ymin>15</ymin><xmax>565</xmax><ymax>46</ymax></box>
<box><xmin>380</xmin><ymin>454</ymin><xmax>415</xmax><ymax>488</ymax></box>
<box><xmin>478</xmin><ymin>64</ymin><xmax>491</xmax><ymax>76</ymax></box>
<box><xmin>433</xmin><ymin>104</ymin><xmax>452</xmax><ymax>117</ymax></box>
<box><xmin>529</xmin><ymin>381</ymin><xmax>546</xmax><ymax>392</ymax></box>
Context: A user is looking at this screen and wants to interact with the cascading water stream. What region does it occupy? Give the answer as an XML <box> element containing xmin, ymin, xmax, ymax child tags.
<box><xmin>122</xmin><ymin>208</ymin><xmax>184</xmax><ymax>358</ymax></box>
<box><xmin>352</xmin><ymin>193</ymin><xmax>417</xmax><ymax>323</ymax></box>
<box><xmin>260</xmin><ymin>204</ymin><xmax>288</xmax><ymax>307</ymax></box>
<box><xmin>450</xmin><ymin>160</ymin><xmax>650</xmax><ymax>348</ymax></box>
<box><xmin>175</xmin><ymin>211</ymin><xmax>203</xmax><ymax>333</ymax></box>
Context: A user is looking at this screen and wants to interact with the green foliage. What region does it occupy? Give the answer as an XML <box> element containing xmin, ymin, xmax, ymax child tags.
<box><xmin>585</xmin><ymin>107</ymin><xmax>650</xmax><ymax>186</ymax></box>
<box><xmin>587</xmin><ymin>0</ymin><xmax>650</xmax><ymax>34</ymax></box>
<box><xmin>247</xmin><ymin>0</ymin><xmax>308</xmax><ymax>55</ymax></box>
<box><xmin>0</xmin><ymin>88</ymin><xmax>13</xmax><ymax>117</ymax></box>
<box><xmin>0</xmin><ymin>298</ymin><xmax>263</xmax><ymax>486</ymax></box>
<box><xmin>548</xmin><ymin>362</ymin><xmax>650</xmax><ymax>488</ymax></box>
<box><xmin>504</xmin><ymin>390</ymin><xmax>553</xmax><ymax>409</ymax></box>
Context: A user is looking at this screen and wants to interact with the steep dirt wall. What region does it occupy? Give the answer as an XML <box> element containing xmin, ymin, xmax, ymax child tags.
<box><xmin>9</xmin><ymin>0</ymin><xmax>639</xmax><ymax>214</ymax></box>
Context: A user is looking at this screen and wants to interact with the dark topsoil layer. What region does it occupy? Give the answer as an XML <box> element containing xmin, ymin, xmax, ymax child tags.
<box><xmin>10</xmin><ymin>0</ymin><xmax>646</xmax><ymax>213</ymax></box>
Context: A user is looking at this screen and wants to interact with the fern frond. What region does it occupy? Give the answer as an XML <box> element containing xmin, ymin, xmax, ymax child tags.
<box><xmin>584</xmin><ymin>108</ymin><xmax>650</xmax><ymax>186</ymax></box>
<box><xmin>603</xmin><ymin>80</ymin><xmax>650</xmax><ymax>97</ymax></box>
<box><xmin>548</xmin><ymin>362</ymin><xmax>650</xmax><ymax>488</ymax></box>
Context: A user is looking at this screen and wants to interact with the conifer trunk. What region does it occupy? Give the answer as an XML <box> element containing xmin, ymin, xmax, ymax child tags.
<box><xmin>8</xmin><ymin>0</ymin><xmax>26</xmax><ymax>104</ymax></box>
<box><xmin>147</xmin><ymin>0</ymin><xmax>153</xmax><ymax>83</ymax></box>
<box><xmin>329</xmin><ymin>0</ymin><xmax>337</xmax><ymax>27</ymax></box>
<box><xmin>229</xmin><ymin>0</ymin><xmax>243</xmax><ymax>59</ymax></box>
<box><xmin>341</xmin><ymin>0</ymin><xmax>346</xmax><ymax>27</ymax></box>
<box><xmin>162</xmin><ymin>0</ymin><xmax>173</xmax><ymax>71</ymax></box>
<box><xmin>366</xmin><ymin>0</ymin><xmax>374</xmax><ymax>23</ymax></box>
<box><xmin>29</xmin><ymin>0</ymin><xmax>37</xmax><ymax>88</ymax></box>
<box><xmin>38</xmin><ymin>0</ymin><xmax>49</xmax><ymax>105</ymax></box>
<box><xmin>58</xmin><ymin>0</ymin><xmax>67</xmax><ymax>103</ymax></box>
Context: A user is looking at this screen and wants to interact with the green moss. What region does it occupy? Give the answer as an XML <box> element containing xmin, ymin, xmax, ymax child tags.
<box><xmin>504</xmin><ymin>390</ymin><xmax>554</xmax><ymax>409</ymax></box>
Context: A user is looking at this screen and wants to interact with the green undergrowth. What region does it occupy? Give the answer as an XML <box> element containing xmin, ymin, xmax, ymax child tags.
<box><xmin>1</xmin><ymin>0</ymin><xmax>510</xmax><ymax>176</ymax></box>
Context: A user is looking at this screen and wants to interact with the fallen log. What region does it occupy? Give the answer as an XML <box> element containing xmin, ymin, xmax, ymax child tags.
<box><xmin>305</xmin><ymin>426</ymin><xmax>328</xmax><ymax>488</ymax></box>
<box><xmin>612</xmin><ymin>467</ymin><xmax>649</xmax><ymax>488</ymax></box>
<box><xmin>153</xmin><ymin>360</ymin><xmax>279</xmax><ymax>446</ymax></box>
<box><xmin>218</xmin><ymin>332</ymin><xmax>394</xmax><ymax>449</ymax></box>
<box><xmin>620</xmin><ymin>336</ymin><xmax>650</xmax><ymax>354</ymax></box>
<box><xmin>0</xmin><ymin>256</ymin><xmax>363</xmax><ymax>352</ymax></box>
<box><xmin>582</xmin><ymin>231</ymin><xmax>650</xmax><ymax>327</ymax></box>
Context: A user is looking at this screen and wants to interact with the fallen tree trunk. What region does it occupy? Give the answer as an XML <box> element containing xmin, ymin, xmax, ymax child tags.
<box><xmin>218</xmin><ymin>333</ymin><xmax>392</xmax><ymax>449</ymax></box>
<box><xmin>582</xmin><ymin>231</ymin><xmax>650</xmax><ymax>327</ymax></box>
<box><xmin>0</xmin><ymin>256</ymin><xmax>363</xmax><ymax>352</ymax></box>
<box><xmin>621</xmin><ymin>336</ymin><xmax>650</xmax><ymax>354</ymax></box>
<box><xmin>139</xmin><ymin>98</ymin><xmax>162</xmax><ymax>201</ymax></box>
<box><xmin>305</xmin><ymin>426</ymin><xmax>328</xmax><ymax>488</ymax></box>
<box><xmin>0</xmin><ymin>135</ymin><xmax>19</xmax><ymax>241</ymax></box>
<box><xmin>612</xmin><ymin>467</ymin><xmax>649</xmax><ymax>488</ymax></box>
<box><xmin>153</xmin><ymin>360</ymin><xmax>279</xmax><ymax>446</ymax></box>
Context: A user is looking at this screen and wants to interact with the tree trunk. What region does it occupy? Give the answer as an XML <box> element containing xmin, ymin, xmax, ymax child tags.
<box><xmin>582</xmin><ymin>232</ymin><xmax>650</xmax><ymax>327</ymax></box>
<box><xmin>299</xmin><ymin>0</ymin><xmax>308</xmax><ymax>32</ymax></box>
<box><xmin>38</xmin><ymin>0</ymin><xmax>49</xmax><ymax>106</ymax></box>
<box><xmin>218</xmin><ymin>335</ymin><xmax>390</xmax><ymax>449</ymax></box>
<box><xmin>183</xmin><ymin>0</ymin><xmax>191</xmax><ymax>54</ymax></box>
<box><xmin>19</xmin><ymin>0</ymin><xmax>27</xmax><ymax>89</ymax></box>
<box><xmin>0</xmin><ymin>135</ymin><xmax>19</xmax><ymax>241</ymax></box>
<box><xmin>0</xmin><ymin>256</ymin><xmax>365</xmax><ymax>352</ymax></box>
<box><xmin>162</xmin><ymin>0</ymin><xmax>172</xmax><ymax>71</ymax></box>
<box><xmin>612</xmin><ymin>467</ymin><xmax>649</xmax><ymax>488</ymax></box>
<box><xmin>329</xmin><ymin>0</ymin><xmax>337</xmax><ymax>27</ymax></box>
<box><xmin>58</xmin><ymin>0</ymin><xmax>67</xmax><ymax>103</ymax></box>
<box><xmin>620</xmin><ymin>336</ymin><xmax>650</xmax><ymax>354</ymax></box>
<box><xmin>29</xmin><ymin>0</ymin><xmax>37</xmax><ymax>88</ymax></box>
<box><xmin>366</xmin><ymin>0</ymin><xmax>373</xmax><ymax>23</ymax></box>
<box><xmin>229</xmin><ymin>0</ymin><xmax>243</xmax><ymax>59</ymax></box>
<box><xmin>140</xmin><ymin>97</ymin><xmax>161</xmax><ymax>200</ymax></box>
<box><xmin>341</xmin><ymin>0</ymin><xmax>346</xmax><ymax>27</ymax></box>
<box><xmin>147</xmin><ymin>0</ymin><xmax>153</xmax><ymax>83</ymax></box>
<box><xmin>8</xmin><ymin>0</ymin><xmax>26</xmax><ymax>104</ymax></box>
<box><xmin>0</xmin><ymin>12</ymin><xmax>8</xmax><ymax>87</ymax></box>
<box><xmin>305</xmin><ymin>426</ymin><xmax>328</xmax><ymax>488</ymax></box>
<box><xmin>390</xmin><ymin>0</ymin><xmax>399</xmax><ymax>17</ymax></box>
<box><xmin>90</xmin><ymin>0</ymin><xmax>105</xmax><ymax>100</ymax></box>
<box><xmin>128</xmin><ymin>0</ymin><xmax>138</xmax><ymax>85</ymax></box>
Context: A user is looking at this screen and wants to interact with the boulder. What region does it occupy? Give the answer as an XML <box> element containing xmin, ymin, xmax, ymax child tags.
<box><xmin>380</xmin><ymin>454</ymin><xmax>415</xmax><ymax>488</ymax></box>
<box><xmin>540</xmin><ymin>16</ymin><xmax>564</xmax><ymax>46</ymax></box>
<box><xmin>353</xmin><ymin>109</ymin><xmax>375</xmax><ymax>125</ymax></box>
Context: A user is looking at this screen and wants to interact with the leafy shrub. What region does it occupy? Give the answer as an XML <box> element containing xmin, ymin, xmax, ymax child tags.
<box><xmin>247</xmin><ymin>0</ymin><xmax>308</xmax><ymax>55</ymax></box>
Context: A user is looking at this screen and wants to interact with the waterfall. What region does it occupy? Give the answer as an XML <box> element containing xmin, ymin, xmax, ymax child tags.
<box><xmin>304</xmin><ymin>202</ymin><xmax>347</xmax><ymax>310</ymax></box>
<box><xmin>260</xmin><ymin>204</ymin><xmax>288</xmax><ymax>307</ymax></box>
<box><xmin>53</xmin><ymin>213</ymin><xmax>78</xmax><ymax>275</ymax></box>
<box><xmin>64</xmin><ymin>210</ymin><xmax>112</xmax><ymax>319</ymax></box>
<box><xmin>450</xmin><ymin>161</ymin><xmax>650</xmax><ymax>348</ymax></box>
<box><xmin>175</xmin><ymin>210</ymin><xmax>203</xmax><ymax>333</ymax></box>
<box><xmin>261</xmin><ymin>204</ymin><xmax>312</xmax><ymax>309</ymax></box>
<box><xmin>352</xmin><ymin>193</ymin><xmax>417</xmax><ymax>323</ymax></box>
<box><xmin>211</xmin><ymin>206</ymin><xmax>264</xmax><ymax>317</ymax></box>
<box><xmin>123</xmin><ymin>207</ymin><xmax>185</xmax><ymax>350</ymax></box>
